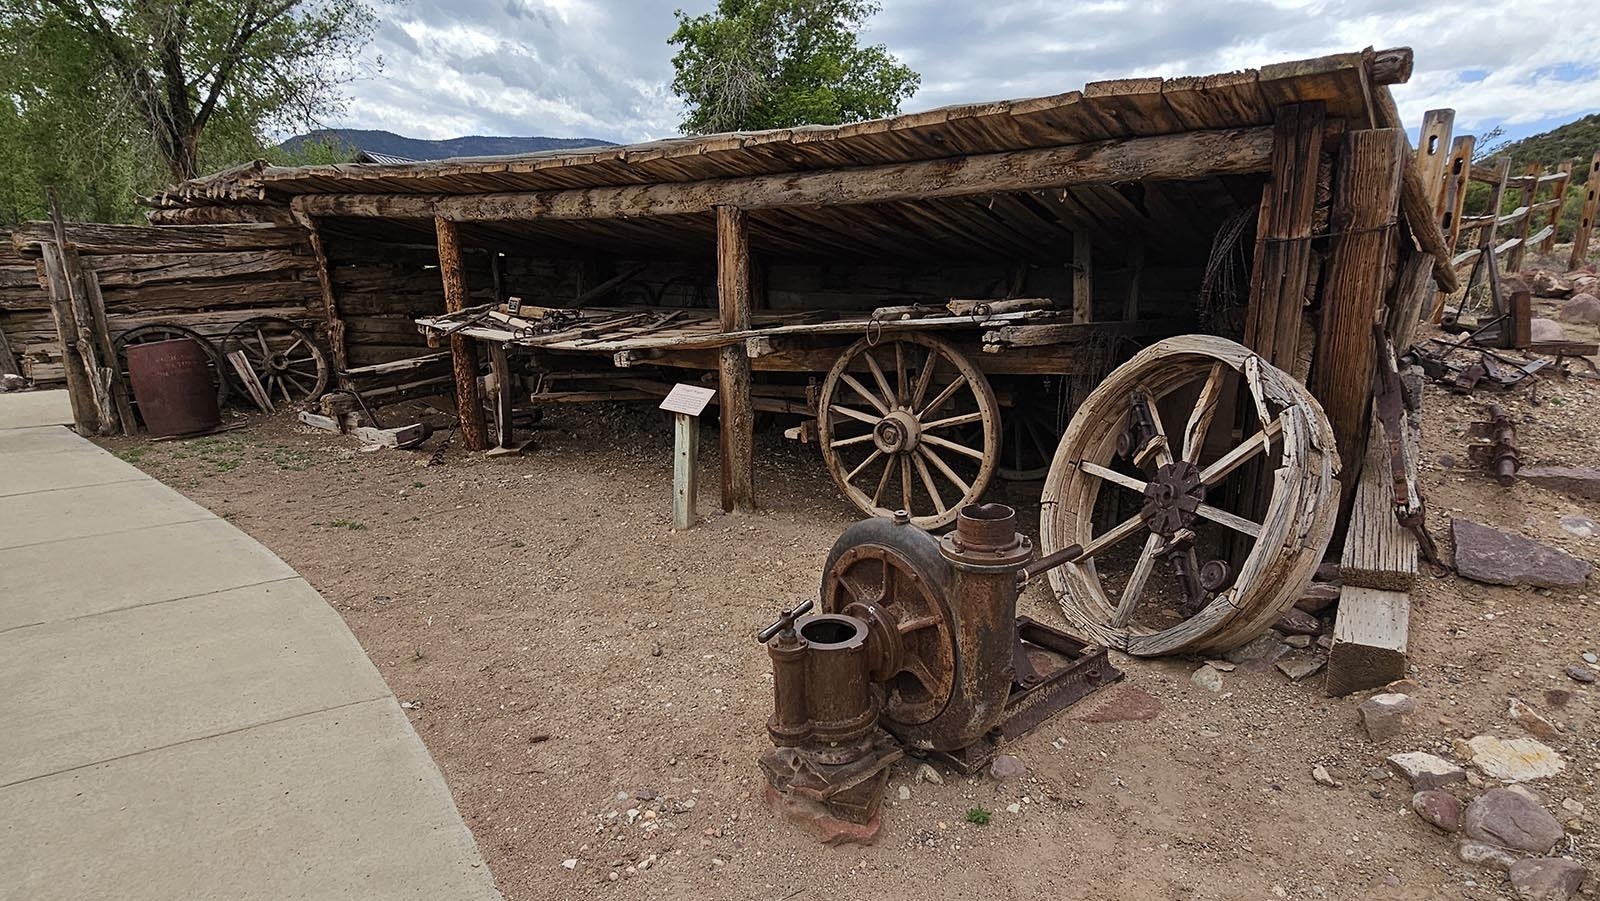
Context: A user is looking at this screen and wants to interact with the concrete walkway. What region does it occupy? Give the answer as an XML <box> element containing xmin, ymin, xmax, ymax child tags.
<box><xmin>0</xmin><ymin>391</ymin><xmax>500</xmax><ymax>900</ymax></box>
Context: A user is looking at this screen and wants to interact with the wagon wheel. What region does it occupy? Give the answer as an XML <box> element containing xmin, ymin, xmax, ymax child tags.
<box><xmin>112</xmin><ymin>324</ymin><xmax>229</xmax><ymax>420</ymax></box>
<box><xmin>818</xmin><ymin>334</ymin><xmax>999</xmax><ymax>530</ymax></box>
<box><xmin>997</xmin><ymin>377</ymin><xmax>1066</xmax><ymax>481</ymax></box>
<box><xmin>220</xmin><ymin>317</ymin><xmax>329</xmax><ymax>406</ymax></box>
<box><xmin>1040</xmin><ymin>335</ymin><xmax>1338</xmax><ymax>656</ymax></box>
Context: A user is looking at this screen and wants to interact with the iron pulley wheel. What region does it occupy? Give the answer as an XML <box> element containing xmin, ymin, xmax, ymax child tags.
<box><xmin>817</xmin><ymin>334</ymin><xmax>999</xmax><ymax>530</ymax></box>
<box><xmin>1039</xmin><ymin>335</ymin><xmax>1338</xmax><ymax>656</ymax></box>
<box><xmin>112</xmin><ymin>324</ymin><xmax>229</xmax><ymax>419</ymax></box>
<box><xmin>221</xmin><ymin>317</ymin><xmax>329</xmax><ymax>406</ymax></box>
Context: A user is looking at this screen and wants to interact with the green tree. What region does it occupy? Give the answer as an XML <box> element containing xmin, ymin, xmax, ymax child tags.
<box><xmin>0</xmin><ymin>0</ymin><xmax>376</xmax><ymax>223</ymax></box>
<box><xmin>668</xmin><ymin>0</ymin><xmax>919</xmax><ymax>135</ymax></box>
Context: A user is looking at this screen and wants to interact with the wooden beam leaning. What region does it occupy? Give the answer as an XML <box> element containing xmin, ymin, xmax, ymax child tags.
<box><xmin>298</xmin><ymin>215</ymin><xmax>349</xmax><ymax>373</ymax></box>
<box><xmin>433</xmin><ymin>217</ymin><xmax>489</xmax><ymax>451</ymax></box>
<box><xmin>716</xmin><ymin>206</ymin><xmax>756</xmax><ymax>513</ymax></box>
<box><xmin>290</xmin><ymin>127</ymin><xmax>1276</xmax><ymax>222</ymax></box>
<box><xmin>1429</xmin><ymin>134</ymin><xmax>1475</xmax><ymax>322</ymax></box>
<box><xmin>1571</xmin><ymin>151</ymin><xmax>1600</xmax><ymax>271</ymax></box>
<box><xmin>1244</xmin><ymin>102</ymin><xmax>1325</xmax><ymax>372</ymax></box>
<box><xmin>1312</xmin><ymin>127</ymin><xmax>1407</xmax><ymax>483</ymax></box>
<box><xmin>46</xmin><ymin>192</ymin><xmax>118</xmax><ymax>435</ymax></box>
<box><xmin>1414</xmin><ymin>109</ymin><xmax>1455</xmax><ymax>214</ymax></box>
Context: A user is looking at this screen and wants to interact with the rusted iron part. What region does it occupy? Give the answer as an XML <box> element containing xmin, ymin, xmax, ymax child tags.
<box><xmin>1466</xmin><ymin>404</ymin><xmax>1519</xmax><ymax>485</ymax></box>
<box><xmin>1140</xmin><ymin>461</ymin><xmax>1205</xmax><ymax>537</ymax></box>
<box><xmin>124</xmin><ymin>338</ymin><xmax>222</xmax><ymax>438</ymax></box>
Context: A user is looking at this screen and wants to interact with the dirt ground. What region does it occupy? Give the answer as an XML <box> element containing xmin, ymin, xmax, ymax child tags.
<box><xmin>97</xmin><ymin>324</ymin><xmax>1600</xmax><ymax>901</ymax></box>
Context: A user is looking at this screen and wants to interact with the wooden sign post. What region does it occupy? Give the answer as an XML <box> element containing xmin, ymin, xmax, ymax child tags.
<box><xmin>660</xmin><ymin>383</ymin><xmax>717</xmax><ymax>530</ymax></box>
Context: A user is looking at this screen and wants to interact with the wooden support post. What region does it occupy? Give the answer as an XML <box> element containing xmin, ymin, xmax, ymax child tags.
<box><xmin>1326</xmin><ymin>587</ymin><xmax>1410</xmax><ymax>696</ymax></box>
<box><xmin>716</xmin><ymin>205</ymin><xmax>756</xmax><ymax>513</ymax></box>
<box><xmin>1414</xmin><ymin>109</ymin><xmax>1455</xmax><ymax>213</ymax></box>
<box><xmin>45</xmin><ymin>192</ymin><xmax>117</xmax><ymax>435</ymax></box>
<box><xmin>1122</xmin><ymin>242</ymin><xmax>1143</xmax><ymax>321</ymax></box>
<box><xmin>84</xmin><ymin>270</ymin><xmax>135</xmax><ymax>434</ymax></box>
<box><xmin>434</xmin><ymin>217</ymin><xmax>489</xmax><ymax>451</ymax></box>
<box><xmin>301</xmin><ymin>216</ymin><xmax>348</xmax><ymax>373</ymax></box>
<box><xmin>673</xmin><ymin>412</ymin><xmax>699</xmax><ymax>530</ymax></box>
<box><xmin>1543</xmin><ymin>159</ymin><xmax>1574</xmax><ymax>255</ymax></box>
<box><xmin>1570</xmin><ymin>151</ymin><xmax>1600</xmax><ymax>271</ymax></box>
<box><xmin>488</xmin><ymin>341</ymin><xmax>514</xmax><ymax>449</ymax></box>
<box><xmin>1245</xmin><ymin>102</ymin><xmax>1325</xmax><ymax>372</ymax></box>
<box><xmin>1312</xmin><ymin>127</ymin><xmax>1407</xmax><ymax>482</ymax></box>
<box><xmin>37</xmin><ymin>248</ymin><xmax>97</xmax><ymax>433</ymax></box>
<box><xmin>1072</xmin><ymin>232</ymin><xmax>1093</xmax><ymax>322</ymax></box>
<box><xmin>1507</xmin><ymin>163</ymin><xmax>1540</xmax><ymax>273</ymax></box>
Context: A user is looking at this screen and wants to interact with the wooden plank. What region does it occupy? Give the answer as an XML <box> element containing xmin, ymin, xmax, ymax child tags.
<box><xmin>1414</xmin><ymin>109</ymin><xmax>1455</xmax><ymax>214</ymax></box>
<box><xmin>1340</xmin><ymin>418</ymin><xmax>1418</xmax><ymax>591</ymax></box>
<box><xmin>1325</xmin><ymin>586</ymin><xmax>1410</xmax><ymax>696</ymax></box>
<box><xmin>1245</xmin><ymin>102</ymin><xmax>1325</xmax><ymax>371</ymax></box>
<box><xmin>46</xmin><ymin>194</ymin><xmax>116</xmax><ymax>434</ymax></box>
<box><xmin>300</xmin><ymin>216</ymin><xmax>348</xmax><ymax>372</ymax></box>
<box><xmin>289</xmin><ymin>127</ymin><xmax>1277</xmax><ymax>222</ymax></box>
<box><xmin>10</xmin><ymin>222</ymin><xmax>306</xmax><ymax>255</ymax></box>
<box><xmin>1542</xmin><ymin>159</ymin><xmax>1574</xmax><ymax>254</ymax></box>
<box><xmin>434</xmin><ymin>217</ymin><xmax>488</xmax><ymax>451</ymax></box>
<box><xmin>1571</xmin><ymin>151</ymin><xmax>1600</xmax><ymax>270</ymax></box>
<box><xmin>673</xmin><ymin>412</ymin><xmax>699</xmax><ymax>530</ymax></box>
<box><xmin>1507</xmin><ymin>163</ymin><xmax>1541</xmax><ymax>272</ymax></box>
<box><xmin>488</xmin><ymin>341</ymin><xmax>514</xmax><ymax>449</ymax></box>
<box><xmin>1369</xmin><ymin>88</ymin><xmax>1458</xmax><ymax>292</ymax></box>
<box><xmin>1312</xmin><ymin>128</ymin><xmax>1407</xmax><ymax>481</ymax></box>
<box><xmin>0</xmin><ymin>317</ymin><xmax>17</xmax><ymax>377</ymax></box>
<box><xmin>83</xmin><ymin>271</ymin><xmax>135</xmax><ymax>435</ymax></box>
<box><xmin>1072</xmin><ymin>232</ymin><xmax>1093</xmax><ymax>322</ymax></box>
<box><xmin>716</xmin><ymin>206</ymin><xmax>756</xmax><ymax>513</ymax></box>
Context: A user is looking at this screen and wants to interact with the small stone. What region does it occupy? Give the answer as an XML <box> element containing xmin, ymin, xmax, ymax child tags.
<box><xmin>1276</xmin><ymin>607</ymin><xmax>1322</xmax><ymax>636</ymax></box>
<box><xmin>1296</xmin><ymin>582</ymin><xmax>1341</xmax><ymax>613</ymax></box>
<box><xmin>1509</xmin><ymin>698</ymin><xmax>1564</xmax><ymax>742</ymax></box>
<box><xmin>1565</xmin><ymin>665</ymin><xmax>1596</xmax><ymax>684</ymax></box>
<box><xmin>1438</xmin><ymin>453</ymin><xmax>1457</xmax><ymax>469</ymax></box>
<box><xmin>1316</xmin><ymin>634</ymin><xmax>1334</xmax><ymax>650</ymax></box>
<box><xmin>1387</xmin><ymin>752</ymin><xmax>1466</xmax><ymax>790</ymax></box>
<box><xmin>1560</xmin><ymin>516</ymin><xmax>1597</xmax><ymax>539</ymax></box>
<box><xmin>1311</xmin><ymin>765</ymin><xmax>1342</xmax><ymax>788</ymax></box>
<box><xmin>1358</xmin><ymin>693</ymin><xmax>1417</xmax><ymax>741</ymax></box>
<box><xmin>608</xmin><ymin>872</ymin><xmax>619</xmax><ymax>882</ymax></box>
<box><xmin>915</xmin><ymin>763</ymin><xmax>944</xmax><ymax>786</ymax></box>
<box><xmin>1464</xmin><ymin>788</ymin><xmax>1564</xmax><ymax>853</ymax></box>
<box><xmin>1584</xmin><ymin>652</ymin><xmax>1598</xmax><ymax>665</ymax></box>
<box><xmin>1467</xmin><ymin>735</ymin><xmax>1566</xmax><ymax>782</ymax></box>
<box><xmin>1005</xmin><ymin>802</ymin><xmax>1021</xmax><ymax>814</ymax></box>
<box><xmin>1204</xmin><ymin>660</ymin><xmax>1236</xmax><ymax>672</ymax></box>
<box><xmin>1369</xmin><ymin>767</ymin><xmax>1391</xmax><ymax>782</ymax></box>
<box><xmin>1275</xmin><ymin>652</ymin><xmax>1325</xmax><ymax>681</ymax></box>
<box><xmin>680</xmin><ymin>798</ymin><xmax>696</xmax><ymax>809</ymax></box>
<box><xmin>1191</xmin><ymin>664</ymin><xmax>1224</xmax><ymax>692</ymax></box>
<box><xmin>561</xmin><ymin>858</ymin><xmax>578</xmax><ymax>870</ymax></box>
<box><xmin>989</xmin><ymin>755</ymin><xmax>1025</xmax><ymax>781</ymax></box>
<box><xmin>1457</xmin><ymin>839</ymin><xmax>1517</xmax><ymax>872</ymax></box>
<box><xmin>634</xmin><ymin>788</ymin><xmax>657</xmax><ymax>801</ymax></box>
<box><xmin>897</xmin><ymin>785</ymin><xmax>910</xmax><ymax>801</ymax></box>
<box><xmin>1544</xmin><ymin>689</ymin><xmax>1573</xmax><ymax>708</ymax></box>
<box><xmin>1452</xmin><ymin>519</ymin><xmax>1593</xmax><ymax>588</ymax></box>
<box><xmin>1562</xmin><ymin>798</ymin><xmax>1584</xmax><ymax>816</ymax></box>
<box><xmin>1225</xmin><ymin>631</ymin><xmax>1289</xmax><ymax>666</ymax></box>
<box><xmin>1508</xmin><ymin>858</ymin><xmax>1587</xmax><ymax>901</ymax></box>
<box><xmin>1412</xmin><ymin>790</ymin><xmax>1464</xmax><ymax>832</ymax></box>
<box><xmin>1284</xmin><ymin>634</ymin><xmax>1312</xmax><ymax>649</ymax></box>
<box><xmin>1519</xmin><ymin>467</ymin><xmax>1600</xmax><ymax>502</ymax></box>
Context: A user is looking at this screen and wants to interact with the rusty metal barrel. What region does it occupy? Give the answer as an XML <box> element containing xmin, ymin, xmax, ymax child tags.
<box><xmin>125</xmin><ymin>338</ymin><xmax>220</xmax><ymax>437</ymax></box>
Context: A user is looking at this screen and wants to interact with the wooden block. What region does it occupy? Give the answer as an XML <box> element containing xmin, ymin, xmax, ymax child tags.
<box><xmin>297</xmin><ymin>411</ymin><xmax>343</xmax><ymax>434</ymax></box>
<box><xmin>673</xmin><ymin>411</ymin><xmax>699</xmax><ymax>530</ymax></box>
<box><xmin>352</xmin><ymin>422</ymin><xmax>427</xmax><ymax>449</ymax></box>
<box><xmin>1340</xmin><ymin>417</ymin><xmax>1419</xmax><ymax>591</ymax></box>
<box><xmin>1326</xmin><ymin>586</ymin><xmax>1409</xmax><ymax>696</ymax></box>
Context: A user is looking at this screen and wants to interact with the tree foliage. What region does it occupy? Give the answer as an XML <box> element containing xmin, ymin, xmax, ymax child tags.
<box><xmin>668</xmin><ymin>0</ymin><xmax>919</xmax><ymax>135</ymax></box>
<box><xmin>0</xmin><ymin>0</ymin><xmax>375</xmax><ymax>223</ymax></box>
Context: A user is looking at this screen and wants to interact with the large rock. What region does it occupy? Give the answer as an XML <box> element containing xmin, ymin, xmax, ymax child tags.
<box><xmin>1468</xmin><ymin>735</ymin><xmax>1566</xmax><ymax>782</ymax></box>
<box><xmin>1412</xmin><ymin>790</ymin><xmax>1463</xmax><ymax>832</ymax></box>
<box><xmin>1387</xmin><ymin>752</ymin><xmax>1466</xmax><ymax>790</ymax></box>
<box><xmin>1530</xmin><ymin>318</ymin><xmax>1568</xmax><ymax>343</ymax></box>
<box><xmin>1224</xmin><ymin>631</ymin><xmax>1289</xmax><ymax>668</ymax></box>
<box><xmin>1519</xmin><ymin>466</ymin><xmax>1600</xmax><ymax>501</ymax></box>
<box><xmin>1531</xmin><ymin>270</ymin><xmax>1575</xmax><ymax>298</ymax></box>
<box><xmin>1509</xmin><ymin>858</ymin><xmax>1587</xmax><ymax>901</ymax></box>
<box><xmin>1358</xmin><ymin>693</ymin><xmax>1417</xmax><ymax>740</ymax></box>
<box><xmin>1452</xmin><ymin>519</ymin><xmax>1593</xmax><ymax>588</ymax></box>
<box><xmin>1276</xmin><ymin>607</ymin><xmax>1322</xmax><ymax>636</ymax></box>
<box><xmin>1557</xmin><ymin>293</ymin><xmax>1600</xmax><ymax>324</ymax></box>
<box><xmin>1463</xmin><ymin>788</ymin><xmax>1564</xmax><ymax>853</ymax></box>
<box><xmin>1458</xmin><ymin>839</ymin><xmax>1518</xmax><ymax>871</ymax></box>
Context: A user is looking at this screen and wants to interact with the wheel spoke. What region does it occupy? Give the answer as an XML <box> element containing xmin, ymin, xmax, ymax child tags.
<box><xmin>1132</xmin><ymin>392</ymin><xmax>1172</xmax><ymax>468</ymax></box>
<box><xmin>1195</xmin><ymin>503</ymin><xmax>1262</xmax><ymax>538</ymax></box>
<box><xmin>862</xmin><ymin>352</ymin><xmax>896</xmax><ymax>413</ymax></box>
<box><xmin>845</xmin><ymin>448</ymin><xmax>884</xmax><ymax>483</ymax></box>
<box><xmin>829</xmin><ymin>404</ymin><xmax>880</xmax><ymax>426</ymax></box>
<box><xmin>1199</xmin><ymin>418</ymin><xmax>1283</xmax><ymax>485</ymax></box>
<box><xmin>922</xmin><ymin>410</ymin><xmax>984</xmax><ymax>432</ymax></box>
<box><xmin>910</xmin><ymin>347</ymin><xmax>938</xmax><ymax>410</ymax></box>
<box><xmin>285</xmin><ymin>336</ymin><xmax>306</xmax><ymax>357</ymax></box>
<box><xmin>1111</xmin><ymin>533</ymin><xmax>1163</xmax><ymax>627</ymax></box>
<box><xmin>1182</xmin><ymin>363</ymin><xmax>1226</xmax><ymax>465</ymax></box>
<box><xmin>1080</xmin><ymin>460</ymin><xmax>1147</xmax><ymax>494</ymax></box>
<box><xmin>900</xmin><ymin>453</ymin><xmax>913</xmax><ymax>511</ymax></box>
<box><xmin>922</xmin><ymin>433</ymin><xmax>985</xmax><ymax>461</ymax></box>
<box><xmin>1078</xmin><ymin>512</ymin><xmax>1146</xmax><ymax>559</ymax></box>
<box><xmin>839</xmin><ymin>373</ymin><xmax>890</xmax><ymax>416</ymax></box>
<box><xmin>918</xmin><ymin>446</ymin><xmax>971</xmax><ymax>497</ymax></box>
<box><xmin>871</xmin><ymin>455</ymin><xmax>896</xmax><ymax>506</ymax></box>
<box><xmin>255</xmin><ymin>329</ymin><xmax>271</xmax><ymax>359</ymax></box>
<box><xmin>918</xmin><ymin>376</ymin><xmax>965</xmax><ymax>419</ymax></box>
<box><xmin>281</xmin><ymin>371</ymin><xmax>312</xmax><ymax>394</ymax></box>
<box><xmin>894</xmin><ymin>342</ymin><xmax>907</xmax><ymax>407</ymax></box>
<box><xmin>830</xmin><ymin>432</ymin><xmax>876</xmax><ymax>449</ymax></box>
<box><xmin>913</xmin><ymin>453</ymin><xmax>947</xmax><ymax>514</ymax></box>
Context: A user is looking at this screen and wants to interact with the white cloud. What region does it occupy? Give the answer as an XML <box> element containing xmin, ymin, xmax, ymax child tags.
<box><xmin>329</xmin><ymin>0</ymin><xmax>1600</xmax><ymax>144</ymax></box>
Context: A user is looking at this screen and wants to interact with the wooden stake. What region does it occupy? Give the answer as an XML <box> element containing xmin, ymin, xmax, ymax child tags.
<box><xmin>1506</xmin><ymin>163</ymin><xmax>1540</xmax><ymax>273</ymax></box>
<box><xmin>716</xmin><ymin>205</ymin><xmax>756</xmax><ymax>513</ymax></box>
<box><xmin>673</xmin><ymin>412</ymin><xmax>699</xmax><ymax>530</ymax></box>
<box><xmin>1072</xmin><ymin>232</ymin><xmax>1093</xmax><ymax>322</ymax></box>
<box><xmin>1413</xmin><ymin>109</ymin><xmax>1454</xmax><ymax>214</ymax></box>
<box><xmin>46</xmin><ymin>190</ymin><xmax>118</xmax><ymax>434</ymax></box>
<box><xmin>434</xmin><ymin>217</ymin><xmax>489</xmax><ymax>451</ymax></box>
<box><xmin>1570</xmin><ymin>151</ymin><xmax>1600</xmax><ymax>271</ymax></box>
<box><xmin>1312</xmin><ymin>127</ymin><xmax>1407</xmax><ymax>482</ymax></box>
<box><xmin>37</xmin><ymin>247</ymin><xmax>98</xmax><ymax>433</ymax></box>
<box><xmin>301</xmin><ymin>215</ymin><xmax>349</xmax><ymax>372</ymax></box>
<box><xmin>1429</xmin><ymin>135</ymin><xmax>1475</xmax><ymax>322</ymax></box>
<box><xmin>488</xmin><ymin>341</ymin><xmax>514</xmax><ymax>449</ymax></box>
<box><xmin>1542</xmin><ymin>159</ymin><xmax>1574</xmax><ymax>255</ymax></box>
<box><xmin>1245</xmin><ymin>102</ymin><xmax>1325</xmax><ymax>372</ymax></box>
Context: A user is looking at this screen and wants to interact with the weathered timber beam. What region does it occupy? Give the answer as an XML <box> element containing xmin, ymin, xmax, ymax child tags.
<box><xmin>289</xmin><ymin>128</ymin><xmax>1275</xmax><ymax>222</ymax></box>
<box><xmin>1370</xmin><ymin>88</ymin><xmax>1458</xmax><ymax>292</ymax></box>
<box><xmin>434</xmin><ymin>217</ymin><xmax>489</xmax><ymax>451</ymax></box>
<box><xmin>716</xmin><ymin>206</ymin><xmax>756</xmax><ymax>514</ymax></box>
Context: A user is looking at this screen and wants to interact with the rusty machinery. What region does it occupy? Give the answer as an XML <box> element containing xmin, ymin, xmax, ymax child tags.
<box><xmin>756</xmin><ymin>502</ymin><xmax>1120</xmax><ymax>840</ymax></box>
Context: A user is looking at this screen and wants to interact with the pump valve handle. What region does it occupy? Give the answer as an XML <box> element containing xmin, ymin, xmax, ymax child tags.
<box><xmin>756</xmin><ymin>600</ymin><xmax>815</xmax><ymax>644</ymax></box>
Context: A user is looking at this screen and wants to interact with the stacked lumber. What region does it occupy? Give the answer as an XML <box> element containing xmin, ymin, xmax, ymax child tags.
<box><xmin>0</xmin><ymin>232</ymin><xmax>52</xmax><ymax>379</ymax></box>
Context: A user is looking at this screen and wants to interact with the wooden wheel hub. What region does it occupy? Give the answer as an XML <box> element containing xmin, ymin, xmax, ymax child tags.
<box><xmin>872</xmin><ymin>410</ymin><xmax>921</xmax><ymax>454</ymax></box>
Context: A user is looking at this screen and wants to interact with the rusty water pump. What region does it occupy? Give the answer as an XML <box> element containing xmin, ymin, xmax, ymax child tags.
<box><xmin>756</xmin><ymin>503</ymin><xmax>1121</xmax><ymax>841</ymax></box>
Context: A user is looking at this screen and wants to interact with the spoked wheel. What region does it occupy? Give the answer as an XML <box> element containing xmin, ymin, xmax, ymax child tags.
<box><xmin>817</xmin><ymin>334</ymin><xmax>999</xmax><ymax>530</ymax></box>
<box><xmin>997</xmin><ymin>377</ymin><xmax>1067</xmax><ymax>481</ymax></box>
<box><xmin>113</xmin><ymin>324</ymin><xmax>229</xmax><ymax>421</ymax></box>
<box><xmin>221</xmin><ymin>317</ymin><xmax>329</xmax><ymax>406</ymax></box>
<box><xmin>1040</xmin><ymin>335</ymin><xmax>1338</xmax><ymax>656</ymax></box>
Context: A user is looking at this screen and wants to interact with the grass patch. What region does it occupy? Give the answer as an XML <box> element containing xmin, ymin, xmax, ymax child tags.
<box><xmin>964</xmin><ymin>806</ymin><xmax>991</xmax><ymax>826</ymax></box>
<box><xmin>113</xmin><ymin>446</ymin><xmax>149</xmax><ymax>464</ymax></box>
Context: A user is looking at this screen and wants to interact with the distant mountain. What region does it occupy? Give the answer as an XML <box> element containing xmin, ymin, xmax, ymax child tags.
<box><xmin>1488</xmin><ymin>113</ymin><xmax>1599</xmax><ymax>183</ymax></box>
<box><xmin>279</xmin><ymin>128</ymin><xmax>616</xmax><ymax>162</ymax></box>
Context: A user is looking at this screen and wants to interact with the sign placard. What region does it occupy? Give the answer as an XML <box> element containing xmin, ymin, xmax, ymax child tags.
<box><xmin>660</xmin><ymin>383</ymin><xmax>717</xmax><ymax>416</ymax></box>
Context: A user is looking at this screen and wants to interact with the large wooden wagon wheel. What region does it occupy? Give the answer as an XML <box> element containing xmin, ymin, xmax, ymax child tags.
<box><xmin>996</xmin><ymin>377</ymin><xmax>1066</xmax><ymax>481</ymax></box>
<box><xmin>818</xmin><ymin>334</ymin><xmax>999</xmax><ymax>530</ymax></box>
<box><xmin>113</xmin><ymin>324</ymin><xmax>230</xmax><ymax>420</ymax></box>
<box><xmin>220</xmin><ymin>316</ymin><xmax>329</xmax><ymax>406</ymax></box>
<box><xmin>1040</xmin><ymin>335</ymin><xmax>1338</xmax><ymax>656</ymax></box>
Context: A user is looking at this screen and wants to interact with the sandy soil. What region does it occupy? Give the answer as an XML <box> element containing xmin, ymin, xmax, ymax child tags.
<box><xmin>98</xmin><ymin>334</ymin><xmax>1599</xmax><ymax>901</ymax></box>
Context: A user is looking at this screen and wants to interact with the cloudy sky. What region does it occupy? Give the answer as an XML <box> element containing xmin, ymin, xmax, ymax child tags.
<box><xmin>332</xmin><ymin>0</ymin><xmax>1600</xmax><ymax>147</ymax></box>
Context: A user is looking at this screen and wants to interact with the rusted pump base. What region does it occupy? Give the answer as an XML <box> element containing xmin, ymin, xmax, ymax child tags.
<box><xmin>762</xmin><ymin>786</ymin><xmax>885</xmax><ymax>847</ymax></box>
